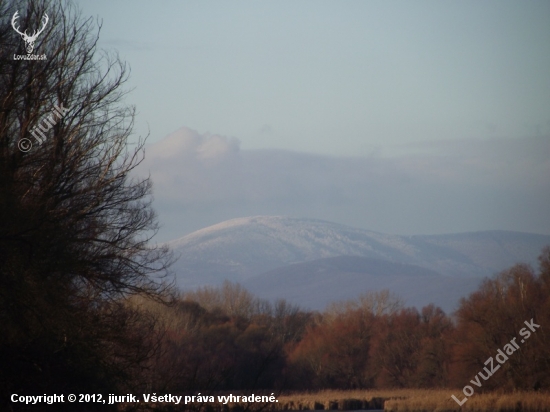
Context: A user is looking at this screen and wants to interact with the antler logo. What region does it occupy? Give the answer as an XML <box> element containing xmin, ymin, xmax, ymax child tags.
<box><xmin>11</xmin><ymin>11</ymin><xmax>49</xmax><ymax>54</ymax></box>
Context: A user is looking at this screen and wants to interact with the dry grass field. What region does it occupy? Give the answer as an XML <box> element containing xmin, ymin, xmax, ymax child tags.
<box><xmin>125</xmin><ymin>389</ymin><xmax>550</xmax><ymax>411</ymax></box>
<box><xmin>270</xmin><ymin>389</ymin><xmax>550</xmax><ymax>412</ymax></box>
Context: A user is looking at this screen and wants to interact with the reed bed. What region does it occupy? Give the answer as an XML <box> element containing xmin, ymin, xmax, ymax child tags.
<box><xmin>273</xmin><ymin>389</ymin><xmax>550</xmax><ymax>412</ymax></box>
<box><xmin>383</xmin><ymin>389</ymin><xmax>550</xmax><ymax>412</ymax></box>
<box><xmin>127</xmin><ymin>389</ymin><xmax>550</xmax><ymax>412</ymax></box>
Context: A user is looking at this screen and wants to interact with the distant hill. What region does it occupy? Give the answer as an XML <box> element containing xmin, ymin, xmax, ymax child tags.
<box><xmin>242</xmin><ymin>255</ymin><xmax>483</xmax><ymax>313</ymax></box>
<box><xmin>166</xmin><ymin>216</ymin><xmax>550</xmax><ymax>311</ymax></box>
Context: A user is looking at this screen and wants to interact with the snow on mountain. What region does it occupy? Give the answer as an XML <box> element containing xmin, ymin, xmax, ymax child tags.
<box><xmin>166</xmin><ymin>216</ymin><xmax>550</xmax><ymax>295</ymax></box>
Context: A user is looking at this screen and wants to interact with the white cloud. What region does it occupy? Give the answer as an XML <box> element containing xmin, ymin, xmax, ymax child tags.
<box><xmin>136</xmin><ymin>128</ymin><xmax>550</xmax><ymax>241</ymax></box>
<box><xmin>146</xmin><ymin>126</ymin><xmax>240</xmax><ymax>161</ymax></box>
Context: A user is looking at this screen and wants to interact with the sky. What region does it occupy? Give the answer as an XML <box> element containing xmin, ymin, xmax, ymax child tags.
<box><xmin>73</xmin><ymin>0</ymin><xmax>550</xmax><ymax>241</ymax></box>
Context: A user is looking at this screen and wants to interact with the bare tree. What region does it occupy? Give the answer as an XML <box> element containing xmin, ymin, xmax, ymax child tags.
<box><xmin>325</xmin><ymin>289</ymin><xmax>404</xmax><ymax>321</ymax></box>
<box><xmin>0</xmin><ymin>0</ymin><xmax>172</xmax><ymax>408</ymax></box>
<box><xmin>183</xmin><ymin>281</ymin><xmax>261</xmax><ymax>319</ymax></box>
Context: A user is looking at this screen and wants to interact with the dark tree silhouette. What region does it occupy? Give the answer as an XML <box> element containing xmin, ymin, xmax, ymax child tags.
<box><xmin>0</xmin><ymin>0</ymin><xmax>172</xmax><ymax>409</ymax></box>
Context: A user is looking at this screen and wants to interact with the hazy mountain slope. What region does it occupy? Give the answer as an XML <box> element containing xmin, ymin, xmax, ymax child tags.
<box><xmin>167</xmin><ymin>216</ymin><xmax>550</xmax><ymax>289</ymax></box>
<box><xmin>412</xmin><ymin>231</ymin><xmax>550</xmax><ymax>275</ymax></box>
<box><xmin>242</xmin><ymin>256</ymin><xmax>483</xmax><ymax>313</ymax></box>
<box><xmin>167</xmin><ymin>216</ymin><xmax>417</xmax><ymax>287</ymax></box>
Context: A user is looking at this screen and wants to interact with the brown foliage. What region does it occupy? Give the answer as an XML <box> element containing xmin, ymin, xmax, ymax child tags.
<box><xmin>287</xmin><ymin>298</ymin><xmax>453</xmax><ymax>389</ymax></box>
<box><xmin>288</xmin><ymin>308</ymin><xmax>374</xmax><ymax>389</ymax></box>
<box><xmin>139</xmin><ymin>289</ymin><xmax>310</xmax><ymax>394</ymax></box>
<box><xmin>449</xmin><ymin>257</ymin><xmax>550</xmax><ymax>390</ymax></box>
<box><xmin>285</xmin><ymin>248</ymin><xmax>550</xmax><ymax>392</ymax></box>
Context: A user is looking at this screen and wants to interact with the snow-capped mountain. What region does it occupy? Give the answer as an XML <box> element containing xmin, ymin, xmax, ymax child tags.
<box><xmin>165</xmin><ymin>216</ymin><xmax>550</xmax><ymax>311</ymax></box>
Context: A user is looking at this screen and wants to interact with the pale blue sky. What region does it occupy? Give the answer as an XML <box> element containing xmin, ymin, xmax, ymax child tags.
<box><xmin>77</xmin><ymin>0</ymin><xmax>550</xmax><ymax>156</ymax></box>
<box><xmin>69</xmin><ymin>1</ymin><xmax>550</xmax><ymax>239</ymax></box>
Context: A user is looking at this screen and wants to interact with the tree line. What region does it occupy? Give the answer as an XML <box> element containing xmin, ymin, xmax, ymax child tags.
<box><xmin>137</xmin><ymin>249</ymin><xmax>550</xmax><ymax>395</ymax></box>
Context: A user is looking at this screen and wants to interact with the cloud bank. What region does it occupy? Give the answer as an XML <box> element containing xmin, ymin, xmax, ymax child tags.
<box><xmin>137</xmin><ymin>127</ymin><xmax>550</xmax><ymax>241</ymax></box>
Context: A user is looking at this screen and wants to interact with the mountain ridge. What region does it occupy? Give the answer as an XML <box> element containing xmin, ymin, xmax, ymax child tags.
<box><xmin>166</xmin><ymin>216</ymin><xmax>550</xmax><ymax>310</ymax></box>
<box><xmin>166</xmin><ymin>216</ymin><xmax>550</xmax><ymax>311</ymax></box>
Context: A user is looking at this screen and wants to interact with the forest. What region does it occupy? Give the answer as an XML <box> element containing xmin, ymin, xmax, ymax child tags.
<box><xmin>133</xmin><ymin>250</ymin><xmax>550</xmax><ymax>395</ymax></box>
